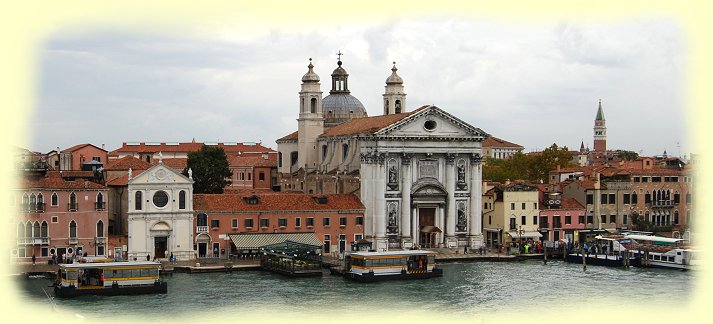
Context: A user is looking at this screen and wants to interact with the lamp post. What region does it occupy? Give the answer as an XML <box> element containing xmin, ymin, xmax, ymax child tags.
<box><xmin>518</xmin><ymin>225</ymin><xmax>524</xmax><ymax>255</ymax></box>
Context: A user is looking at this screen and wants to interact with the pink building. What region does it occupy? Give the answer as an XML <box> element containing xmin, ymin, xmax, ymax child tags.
<box><xmin>56</xmin><ymin>143</ymin><xmax>108</xmax><ymax>171</ymax></box>
<box><xmin>14</xmin><ymin>171</ymin><xmax>109</xmax><ymax>263</ymax></box>
<box><xmin>227</xmin><ymin>153</ymin><xmax>277</xmax><ymax>191</ymax></box>
<box><xmin>192</xmin><ymin>193</ymin><xmax>365</xmax><ymax>259</ymax></box>
<box><xmin>538</xmin><ymin>193</ymin><xmax>586</xmax><ymax>243</ymax></box>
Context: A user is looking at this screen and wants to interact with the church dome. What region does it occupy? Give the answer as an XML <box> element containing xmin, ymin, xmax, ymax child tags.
<box><xmin>301</xmin><ymin>59</ymin><xmax>320</xmax><ymax>83</ymax></box>
<box><xmin>322</xmin><ymin>93</ymin><xmax>367</xmax><ymax>127</ymax></box>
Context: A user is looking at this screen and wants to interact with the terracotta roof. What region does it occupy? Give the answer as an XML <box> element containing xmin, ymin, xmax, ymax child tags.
<box><xmin>194</xmin><ymin>193</ymin><xmax>364</xmax><ymax>212</ymax></box>
<box><xmin>319</xmin><ymin>106</ymin><xmax>430</xmax><ymax>138</ymax></box>
<box><xmin>62</xmin><ymin>143</ymin><xmax>106</xmax><ymax>153</ymax></box>
<box><xmin>105</xmin><ymin>156</ymin><xmax>151</xmax><ymax>171</ymax></box>
<box><xmin>482</xmin><ymin>136</ymin><xmax>523</xmax><ymax>148</ymax></box>
<box><xmin>559</xmin><ymin>198</ymin><xmax>584</xmax><ymax>209</ymax></box>
<box><xmin>276</xmin><ymin>131</ymin><xmax>298</xmax><ymax>142</ymax></box>
<box><xmin>109</xmin><ymin>142</ymin><xmax>275</xmax><ymax>155</ymax></box>
<box><xmin>19</xmin><ymin>171</ymin><xmax>105</xmax><ymax>190</ymax></box>
<box><xmin>228</xmin><ymin>154</ymin><xmax>277</xmax><ymax>168</ymax></box>
<box><xmin>152</xmin><ymin>158</ymin><xmax>187</xmax><ymax>172</ymax></box>
<box><xmin>627</xmin><ymin>168</ymin><xmax>688</xmax><ymax>176</ymax></box>
<box><xmin>106</xmin><ymin>173</ymin><xmax>130</xmax><ymax>186</ymax></box>
<box><xmin>60</xmin><ymin>171</ymin><xmax>95</xmax><ymax>178</ymax></box>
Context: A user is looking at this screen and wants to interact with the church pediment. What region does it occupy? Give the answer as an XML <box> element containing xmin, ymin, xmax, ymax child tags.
<box><xmin>129</xmin><ymin>162</ymin><xmax>193</xmax><ymax>185</ymax></box>
<box><xmin>375</xmin><ymin>105</ymin><xmax>488</xmax><ymax>140</ymax></box>
<box><xmin>411</xmin><ymin>178</ymin><xmax>447</xmax><ymax>196</ymax></box>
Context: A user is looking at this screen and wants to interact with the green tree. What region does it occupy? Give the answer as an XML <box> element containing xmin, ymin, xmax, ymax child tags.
<box><xmin>183</xmin><ymin>145</ymin><xmax>232</xmax><ymax>194</ymax></box>
<box><xmin>617</xmin><ymin>150</ymin><xmax>639</xmax><ymax>161</ymax></box>
<box><xmin>482</xmin><ymin>143</ymin><xmax>574</xmax><ymax>183</ymax></box>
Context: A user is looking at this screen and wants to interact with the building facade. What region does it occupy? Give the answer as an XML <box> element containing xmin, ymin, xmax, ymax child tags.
<box><xmin>482</xmin><ymin>181</ymin><xmax>542</xmax><ymax>246</ymax></box>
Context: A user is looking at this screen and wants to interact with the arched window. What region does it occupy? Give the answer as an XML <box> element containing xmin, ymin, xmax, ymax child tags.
<box><xmin>644</xmin><ymin>211</ymin><xmax>650</xmax><ymax>222</ymax></box>
<box><xmin>22</xmin><ymin>194</ymin><xmax>29</xmax><ymax>210</ymax></box>
<box><xmin>395</xmin><ymin>100</ymin><xmax>401</xmax><ymax>114</ymax></box>
<box><xmin>197</xmin><ymin>213</ymin><xmax>208</xmax><ymax>227</ymax></box>
<box><xmin>41</xmin><ymin>221</ymin><xmax>48</xmax><ymax>237</ymax></box>
<box><xmin>179</xmin><ymin>190</ymin><xmax>186</xmax><ymax>209</ymax></box>
<box><xmin>51</xmin><ymin>192</ymin><xmax>58</xmax><ymax>206</ymax></box>
<box><xmin>25</xmin><ymin>222</ymin><xmax>32</xmax><ymax>238</ymax></box>
<box><xmin>97</xmin><ymin>220</ymin><xmax>104</xmax><ymax>238</ymax></box>
<box><xmin>37</xmin><ymin>193</ymin><xmax>43</xmax><ymax>205</ymax></box>
<box><xmin>135</xmin><ymin>191</ymin><xmax>142</xmax><ymax>210</ymax></box>
<box><xmin>33</xmin><ymin>221</ymin><xmax>40</xmax><ymax>238</ymax></box>
<box><xmin>322</xmin><ymin>145</ymin><xmax>328</xmax><ymax>161</ymax></box>
<box><xmin>69</xmin><ymin>220</ymin><xmax>77</xmax><ymax>238</ymax></box>
<box><xmin>96</xmin><ymin>192</ymin><xmax>105</xmax><ymax>210</ymax></box>
<box><xmin>310</xmin><ymin>98</ymin><xmax>317</xmax><ymax>113</ymax></box>
<box><xmin>69</xmin><ymin>192</ymin><xmax>77</xmax><ymax>211</ymax></box>
<box><xmin>29</xmin><ymin>193</ymin><xmax>36</xmax><ymax>206</ymax></box>
<box><xmin>342</xmin><ymin>143</ymin><xmax>349</xmax><ymax>161</ymax></box>
<box><xmin>632</xmin><ymin>191</ymin><xmax>638</xmax><ymax>204</ymax></box>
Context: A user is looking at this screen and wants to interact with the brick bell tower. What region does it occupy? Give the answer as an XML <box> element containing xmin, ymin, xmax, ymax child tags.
<box><xmin>593</xmin><ymin>99</ymin><xmax>606</xmax><ymax>152</ymax></box>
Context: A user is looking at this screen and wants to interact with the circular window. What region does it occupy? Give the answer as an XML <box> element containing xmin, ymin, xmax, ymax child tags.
<box><xmin>153</xmin><ymin>190</ymin><xmax>169</xmax><ymax>208</ymax></box>
<box><xmin>424</xmin><ymin>120</ymin><xmax>437</xmax><ymax>131</ymax></box>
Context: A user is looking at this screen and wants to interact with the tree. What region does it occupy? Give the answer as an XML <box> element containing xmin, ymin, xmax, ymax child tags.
<box><xmin>183</xmin><ymin>145</ymin><xmax>232</xmax><ymax>194</ymax></box>
<box><xmin>482</xmin><ymin>143</ymin><xmax>574</xmax><ymax>183</ymax></box>
<box><xmin>617</xmin><ymin>150</ymin><xmax>639</xmax><ymax>161</ymax></box>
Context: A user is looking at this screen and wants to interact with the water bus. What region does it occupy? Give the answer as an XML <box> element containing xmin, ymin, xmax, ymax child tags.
<box><xmin>565</xmin><ymin>235</ymin><xmax>639</xmax><ymax>268</ymax></box>
<box><xmin>54</xmin><ymin>260</ymin><xmax>167</xmax><ymax>298</ymax></box>
<box><xmin>625</xmin><ymin>234</ymin><xmax>695</xmax><ymax>270</ymax></box>
<box><xmin>339</xmin><ymin>250</ymin><xmax>443</xmax><ymax>282</ymax></box>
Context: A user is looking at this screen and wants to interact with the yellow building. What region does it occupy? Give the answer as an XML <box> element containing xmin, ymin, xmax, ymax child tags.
<box><xmin>482</xmin><ymin>181</ymin><xmax>542</xmax><ymax>247</ymax></box>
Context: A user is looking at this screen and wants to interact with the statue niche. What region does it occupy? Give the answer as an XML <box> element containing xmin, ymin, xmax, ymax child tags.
<box><xmin>387</xmin><ymin>164</ymin><xmax>399</xmax><ymax>191</ymax></box>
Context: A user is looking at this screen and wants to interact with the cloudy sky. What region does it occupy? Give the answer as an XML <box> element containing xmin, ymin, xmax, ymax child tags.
<box><xmin>29</xmin><ymin>15</ymin><xmax>687</xmax><ymax>157</ymax></box>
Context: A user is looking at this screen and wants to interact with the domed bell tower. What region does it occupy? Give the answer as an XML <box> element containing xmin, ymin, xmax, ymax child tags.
<box><xmin>297</xmin><ymin>58</ymin><xmax>324</xmax><ymax>172</ymax></box>
<box><xmin>383</xmin><ymin>62</ymin><xmax>406</xmax><ymax>115</ymax></box>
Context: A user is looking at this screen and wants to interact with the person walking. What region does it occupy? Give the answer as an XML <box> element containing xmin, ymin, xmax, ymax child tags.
<box><xmin>32</xmin><ymin>254</ymin><xmax>36</xmax><ymax>266</ymax></box>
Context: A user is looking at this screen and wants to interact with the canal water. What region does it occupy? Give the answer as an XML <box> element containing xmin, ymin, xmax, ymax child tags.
<box><xmin>14</xmin><ymin>260</ymin><xmax>694</xmax><ymax>322</ymax></box>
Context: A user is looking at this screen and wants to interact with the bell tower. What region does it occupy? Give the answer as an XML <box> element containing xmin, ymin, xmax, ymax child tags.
<box><xmin>593</xmin><ymin>99</ymin><xmax>607</xmax><ymax>152</ymax></box>
<box><xmin>383</xmin><ymin>62</ymin><xmax>406</xmax><ymax>115</ymax></box>
<box><xmin>297</xmin><ymin>58</ymin><xmax>323</xmax><ymax>172</ymax></box>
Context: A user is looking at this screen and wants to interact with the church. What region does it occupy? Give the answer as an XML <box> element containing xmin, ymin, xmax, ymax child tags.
<box><xmin>277</xmin><ymin>55</ymin><xmax>490</xmax><ymax>252</ymax></box>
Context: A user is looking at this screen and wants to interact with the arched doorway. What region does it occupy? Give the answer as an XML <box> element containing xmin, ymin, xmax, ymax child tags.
<box><xmin>411</xmin><ymin>178</ymin><xmax>447</xmax><ymax>248</ymax></box>
<box><xmin>196</xmin><ymin>233</ymin><xmax>211</xmax><ymax>258</ymax></box>
<box><xmin>150</xmin><ymin>221</ymin><xmax>171</xmax><ymax>259</ymax></box>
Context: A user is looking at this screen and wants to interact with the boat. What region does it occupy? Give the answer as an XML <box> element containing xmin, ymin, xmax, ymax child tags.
<box><xmin>54</xmin><ymin>260</ymin><xmax>167</xmax><ymax>298</ymax></box>
<box><xmin>339</xmin><ymin>250</ymin><xmax>443</xmax><ymax>282</ymax></box>
<box><xmin>624</xmin><ymin>234</ymin><xmax>695</xmax><ymax>270</ymax></box>
<box><xmin>564</xmin><ymin>235</ymin><xmax>639</xmax><ymax>268</ymax></box>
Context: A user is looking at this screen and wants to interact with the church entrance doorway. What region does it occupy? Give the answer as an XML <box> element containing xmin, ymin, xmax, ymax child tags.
<box><xmin>419</xmin><ymin>208</ymin><xmax>438</xmax><ymax>248</ymax></box>
<box><xmin>154</xmin><ymin>236</ymin><xmax>167</xmax><ymax>259</ymax></box>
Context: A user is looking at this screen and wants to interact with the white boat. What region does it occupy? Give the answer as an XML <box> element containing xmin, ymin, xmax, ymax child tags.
<box><xmin>624</xmin><ymin>234</ymin><xmax>695</xmax><ymax>271</ymax></box>
<box><xmin>340</xmin><ymin>250</ymin><xmax>443</xmax><ymax>282</ymax></box>
<box><xmin>54</xmin><ymin>260</ymin><xmax>167</xmax><ymax>298</ymax></box>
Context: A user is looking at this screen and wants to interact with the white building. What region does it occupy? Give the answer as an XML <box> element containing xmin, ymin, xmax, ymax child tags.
<box><xmin>127</xmin><ymin>161</ymin><xmax>195</xmax><ymax>261</ymax></box>
<box><xmin>277</xmin><ymin>57</ymin><xmax>489</xmax><ymax>251</ymax></box>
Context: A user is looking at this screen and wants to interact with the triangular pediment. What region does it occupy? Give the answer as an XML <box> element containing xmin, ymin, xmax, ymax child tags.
<box><xmin>375</xmin><ymin>105</ymin><xmax>488</xmax><ymax>139</ymax></box>
<box><xmin>128</xmin><ymin>162</ymin><xmax>193</xmax><ymax>185</ymax></box>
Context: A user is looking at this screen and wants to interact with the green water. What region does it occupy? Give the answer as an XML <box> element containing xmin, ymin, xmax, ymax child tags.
<box><xmin>15</xmin><ymin>260</ymin><xmax>694</xmax><ymax>321</ymax></box>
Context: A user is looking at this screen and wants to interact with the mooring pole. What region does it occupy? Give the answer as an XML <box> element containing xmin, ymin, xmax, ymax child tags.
<box><xmin>581</xmin><ymin>247</ymin><xmax>587</xmax><ymax>271</ymax></box>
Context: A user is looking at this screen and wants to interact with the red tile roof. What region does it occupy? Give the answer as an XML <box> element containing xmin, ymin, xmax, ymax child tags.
<box><xmin>276</xmin><ymin>131</ymin><xmax>298</xmax><ymax>142</ymax></box>
<box><xmin>482</xmin><ymin>136</ymin><xmax>523</xmax><ymax>148</ymax></box>
<box><xmin>152</xmin><ymin>158</ymin><xmax>187</xmax><ymax>172</ymax></box>
<box><xmin>109</xmin><ymin>142</ymin><xmax>275</xmax><ymax>155</ymax></box>
<box><xmin>194</xmin><ymin>193</ymin><xmax>365</xmax><ymax>212</ymax></box>
<box><xmin>319</xmin><ymin>106</ymin><xmax>430</xmax><ymax>138</ymax></box>
<box><xmin>106</xmin><ymin>173</ymin><xmax>130</xmax><ymax>186</ymax></box>
<box><xmin>60</xmin><ymin>171</ymin><xmax>95</xmax><ymax>178</ymax></box>
<box><xmin>20</xmin><ymin>171</ymin><xmax>105</xmax><ymax>190</ymax></box>
<box><xmin>105</xmin><ymin>156</ymin><xmax>152</xmax><ymax>171</ymax></box>
<box><xmin>62</xmin><ymin>143</ymin><xmax>106</xmax><ymax>153</ymax></box>
<box><xmin>228</xmin><ymin>154</ymin><xmax>277</xmax><ymax>168</ymax></box>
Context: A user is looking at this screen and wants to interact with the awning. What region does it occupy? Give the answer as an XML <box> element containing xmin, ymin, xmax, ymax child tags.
<box><xmin>420</xmin><ymin>226</ymin><xmax>443</xmax><ymax>233</ymax></box>
<box><xmin>484</xmin><ymin>228</ymin><xmax>501</xmax><ymax>233</ymax></box>
<box><xmin>507</xmin><ymin>231</ymin><xmax>543</xmax><ymax>238</ymax></box>
<box><xmin>228</xmin><ymin>233</ymin><xmax>322</xmax><ymax>250</ymax></box>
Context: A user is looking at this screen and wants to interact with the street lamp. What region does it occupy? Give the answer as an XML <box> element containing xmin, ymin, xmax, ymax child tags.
<box><xmin>518</xmin><ymin>225</ymin><xmax>524</xmax><ymax>255</ymax></box>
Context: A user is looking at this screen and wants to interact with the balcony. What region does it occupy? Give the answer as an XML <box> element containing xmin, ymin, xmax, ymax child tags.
<box><xmin>95</xmin><ymin>201</ymin><xmax>106</xmax><ymax>211</ymax></box>
<box><xmin>20</xmin><ymin>203</ymin><xmax>45</xmax><ymax>213</ymax></box>
<box><xmin>95</xmin><ymin>237</ymin><xmax>106</xmax><ymax>244</ymax></box>
<box><xmin>196</xmin><ymin>226</ymin><xmax>208</xmax><ymax>234</ymax></box>
<box><xmin>68</xmin><ymin>202</ymin><xmax>78</xmax><ymax>212</ymax></box>
<box><xmin>651</xmin><ymin>200</ymin><xmax>674</xmax><ymax>208</ymax></box>
<box><xmin>35</xmin><ymin>202</ymin><xmax>45</xmax><ymax>213</ymax></box>
<box><xmin>69</xmin><ymin>237</ymin><xmax>78</xmax><ymax>244</ymax></box>
<box><xmin>17</xmin><ymin>237</ymin><xmax>49</xmax><ymax>245</ymax></box>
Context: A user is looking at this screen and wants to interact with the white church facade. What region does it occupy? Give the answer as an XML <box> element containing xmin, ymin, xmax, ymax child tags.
<box><xmin>127</xmin><ymin>161</ymin><xmax>195</xmax><ymax>261</ymax></box>
<box><xmin>277</xmin><ymin>56</ymin><xmax>490</xmax><ymax>251</ymax></box>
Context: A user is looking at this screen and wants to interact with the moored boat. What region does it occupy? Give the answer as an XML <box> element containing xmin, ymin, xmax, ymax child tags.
<box><xmin>340</xmin><ymin>250</ymin><xmax>443</xmax><ymax>282</ymax></box>
<box><xmin>565</xmin><ymin>235</ymin><xmax>639</xmax><ymax>268</ymax></box>
<box><xmin>624</xmin><ymin>234</ymin><xmax>695</xmax><ymax>271</ymax></box>
<box><xmin>54</xmin><ymin>261</ymin><xmax>167</xmax><ymax>298</ymax></box>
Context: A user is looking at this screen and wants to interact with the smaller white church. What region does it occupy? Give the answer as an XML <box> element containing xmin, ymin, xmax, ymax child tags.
<box><xmin>127</xmin><ymin>160</ymin><xmax>195</xmax><ymax>261</ymax></box>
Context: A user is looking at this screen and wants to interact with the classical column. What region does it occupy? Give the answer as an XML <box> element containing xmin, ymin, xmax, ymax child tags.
<box><xmin>374</xmin><ymin>153</ymin><xmax>387</xmax><ymax>251</ymax></box>
<box><xmin>400</xmin><ymin>154</ymin><xmax>412</xmax><ymax>246</ymax></box>
<box><xmin>469</xmin><ymin>153</ymin><xmax>484</xmax><ymax>248</ymax></box>
<box><xmin>359</xmin><ymin>153</ymin><xmax>373</xmax><ymax>240</ymax></box>
<box><xmin>445</xmin><ymin>154</ymin><xmax>457</xmax><ymax>248</ymax></box>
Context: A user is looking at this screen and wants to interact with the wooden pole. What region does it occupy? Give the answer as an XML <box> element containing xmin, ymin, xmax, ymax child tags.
<box><xmin>581</xmin><ymin>247</ymin><xmax>587</xmax><ymax>271</ymax></box>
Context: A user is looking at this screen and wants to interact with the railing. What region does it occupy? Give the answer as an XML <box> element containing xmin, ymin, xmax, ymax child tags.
<box><xmin>651</xmin><ymin>200</ymin><xmax>673</xmax><ymax>207</ymax></box>
<box><xmin>69</xmin><ymin>237</ymin><xmax>78</xmax><ymax>244</ymax></box>
<box><xmin>95</xmin><ymin>201</ymin><xmax>106</xmax><ymax>211</ymax></box>
<box><xmin>36</xmin><ymin>202</ymin><xmax>45</xmax><ymax>213</ymax></box>
<box><xmin>68</xmin><ymin>202</ymin><xmax>78</xmax><ymax>212</ymax></box>
<box><xmin>196</xmin><ymin>226</ymin><xmax>208</xmax><ymax>233</ymax></box>
<box><xmin>18</xmin><ymin>237</ymin><xmax>50</xmax><ymax>245</ymax></box>
<box><xmin>95</xmin><ymin>237</ymin><xmax>106</xmax><ymax>244</ymax></box>
<box><xmin>20</xmin><ymin>203</ymin><xmax>45</xmax><ymax>213</ymax></box>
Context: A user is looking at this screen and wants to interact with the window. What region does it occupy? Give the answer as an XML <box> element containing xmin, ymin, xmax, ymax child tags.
<box><xmin>322</xmin><ymin>145</ymin><xmax>328</xmax><ymax>161</ymax></box>
<box><xmin>197</xmin><ymin>213</ymin><xmax>208</xmax><ymax>227</ymax></box>
<box><xmin>259</xmin><ymin>172</ymin><xmax>265</xmax><ymax>181</ymax></box>
<box><xmin>565</xmin><ymin>215</ymin><xmax>572</xmax><ymax>225</ymax></box>
<box><xmin>674</xmin><ymin>193</ymin><xmax>680</xmax><ymax>204</ymax></box>
<box><xmin>610</xmin><ymin>215</ymin><xmax>616</xmax><ymax>223</ymax></box>
<box><xmin>179</xmin><ymin>190</ymin><xmax>186</xmax><ymax>209</ymax></box>
<box><xmin>633</xmin><ymin>177</ymin><xmax>640</xmax><ymax>182</ymax></box>
<box><xmin>623</xmin><ymin>193</ymin><xmax>630</xmax><ymax>204</ymax></box>
<box><xmin>608</xmin><ymin>193</ymin><xmax>615</xmax><ymax>205</ymax></box>
<box><xmin>295</xmin><ymin>218</ymin><xmax>301</xmax><ymax>227</ymax></box>
<box><xmin>278</xmin><ymin>218</ymin><xmax>287</xmax><ymax>227</ymax></box>
<box><xmin>96</xmin><ymin>192</ymin><xmax>105</xmax><ymax>210</ymax></box>
<box><xmin>509</xmin><ymin>218</ymin><xmax>516</xmax><ymax>230</ymax></box>
<box><xmin>323</xmin><ymin>234</ymin><xmax>331</xmax><ymax>254</ymax></box>
<box><xmin>489</xmin><ymin>215</ymin><xmax>492</xmax><ymax>225</ymax></box>
<box><xmin>521</xmin><ymin>203</ymin><xmax>526</xmax><ymax>210</ymax></box>
<box><xmin>51</xmin><ymin>193</ymin><xmax>58</xmax><ymax>206</ymax></box>
<box><xmin>260</xmin><ymin>219</ymin><xmax>269</xmax><ymax>228</ymax></box>
<box><xmin>310</xmin><ymin>98</ymin><xmax>317</xmax><ymax>113</ymax></box>
<box><xmin>244</xmin><ymin>218</ymin><xmax>254</xmax><ymax>228</ymax></box>
<box><xmin>247</xmin><ymin>173</ymin><xmax>252</xmax><ymax>180</ymax></box>
<box><xmin>510</xmin><ymin>203</ymin><xmax>515</xmax><ymax>210</ymax></box>
<box><xmin>211</xmin><ymin>219</ymin><xmax>220</xmax><ymax>228</ymax></box>
<box><xmin>652</xmin><ymin>176</ymin><xmax>661</xmax><ymax>182</ymax></box>
<box><xmin>342</xmin><ymin>143</ymin><xmax>349</xmax><ymax>161</ymax></box>
<box><xmin>533</xmin><ymin>202</ymin><xmax>537</xmax><ymax>209</ymax></box>
<box><xmin>645</xmin><ymin>193</ymin><xmax>651</xmax><ymax>204</ymax></box>
<box><xmin>395</xmin><ymin>100</ymin><xmax>401</xmax><ymax>113</ymax></box>
<box><xmin>92</xmin><ymin>156</ymin><xmax>101</xmax><ymax>162</ymax></box>
<box><xmin>600</xmin><ymin>215</ymin><xmax>606</xmax><ymax>224</ymax></box>
<box><xmin>356</xmin><ymin>216</ymin><xmax>363</xmax><ymax>225</ymax></box>
<box><xmin>51</xmin><ymin>216</ymin><xmax>58</xmax><ymax>223</ymax></box>
<box><xmin>674</xmin><ymin>211</ymin><xmax>679</xmax><ymax>225</ymax></box>
<box><xmin>97</xmin><ymin>220</ymin><xmax>104</xmax><ymax>237</ymax></box>
<box><xmin>323</xmin><ymin>217</ymin><xmax>331</xmax><ymax>226</ymax></box>
<box><xmin>521</xmin><ymin>216</ymin><xmax>526</xmax><ymax>225</ymax></box>
<box><xmin>685</xmin><ymin>193</ymin><xmax>691</xmax><ymax>204</ymax></box>
<box><xmin>69</xmin><ymin>220</ymin><xmax>77</xmax><ymax>238</ymax></box>
<box><xmin>290</xmin><ymin>151</ymin><xmax>298</xmax><ymax>166</ymax></box>
<box><xmin>587</xmin><ymin>215</ymin><xmax>593</xmax><ymax>224</ymax></box>
<box><xmin>232</xmin><ymin>219</ymin><xmax>238</xmax><ymax>228</ymax></box>
<box><xmin>307</xmin><ymin>217</ymin><xmax>314</xmax><ymax>227</ymax></box>
<box><xmin>600</xmin><ymin>193</ymin><xmax>608</xmax><ymax>204</ymax></box>
<box><xmin>135</xmin><ymin>191</ymin><xmax>142</xmax><ymax>210</ymax></box>
<box><xmin>579</xmin><ymin>215</ymin><xmax>585</xmax><ymax>224</ymax></box>
<box><xmin>339</xmin><ymin>217</ymin><xmax>347</xmax><ymax>226</ymax></box>
<box><xmin>632</xmin><ymin>192</ymin><xmax>638</xmax><ymax>204</ymax></box>
<box><xmin>642</xmin><ymin>177</ymin><xmax>649</xmax><ymax>182</ymax></box>
<box><xmin>586</xmin><ymin>194</ymin><xmax>593</xmax><ymax>205</ymax></box>
<box><xmin>239</xmin><ymin>173</ymin><xmax>245</xmax><ymax>181</ymax></box>
<box><xmin>623</xmin><ymin>215</ymin><xmax>628</xmax><ymax>225</ymax></box>
<box><xmin>553</xmin><ymin>216</ymin><xmax>561</xmax><ymax>228</ymax></box>
<box><xmin>533</xmin><ymin>216</ymin><xmax>537</xmax><ymax>225</ymax></box>
<box><xmin>153</xmin><ymin>190</ymin><xmax>169</xmax><ymax>208</ymax></box>
<box><xmin>69</xmin><ymin>192</ymin><xmax>77</xmax><ymax>211</ymax></box>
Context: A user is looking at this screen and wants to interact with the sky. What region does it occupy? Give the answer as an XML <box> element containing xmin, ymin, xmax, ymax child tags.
<box><xmin>28</xmin><ymin>16</ymin><xmax>687</xmax><ymax>158</ymax></box>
